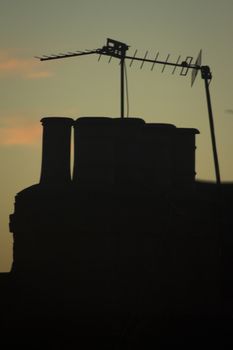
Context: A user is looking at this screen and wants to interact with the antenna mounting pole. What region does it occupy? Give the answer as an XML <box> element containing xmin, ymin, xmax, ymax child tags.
<box><xmin>99</xmin><ymin>39</ymin><xmax>129</xmax><ymax>118</ymax></box>
<box><xmin>121</xmin><ymin>56</ymin><xmax>125</xmax><ymax>118</ymax></box>
<box><xmin>201</xmin><ymin>66</ymin><xmax>221</xmax><ymax>186</ymax></box>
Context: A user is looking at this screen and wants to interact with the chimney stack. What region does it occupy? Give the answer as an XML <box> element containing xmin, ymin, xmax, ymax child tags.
<box><xmin>40</xmin><ymin>117</ymin><xmax>73</xmax><ymax>185</ymax></box>
<box><xmin>73</xmin><ymin>117</ymin><xmax>114</xmax><ymax>187</ymax></box>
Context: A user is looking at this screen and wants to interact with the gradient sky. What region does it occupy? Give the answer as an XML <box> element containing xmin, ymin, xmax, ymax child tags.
<box><xmin>1</xmin><ymin>0</ymin><xmax>233</xmax><ymax>271</ymax></box>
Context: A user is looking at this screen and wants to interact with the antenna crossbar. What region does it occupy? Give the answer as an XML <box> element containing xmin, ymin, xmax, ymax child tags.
<box><xmin>38</xmin><ymin>48</ymin><xmax>201</xmax><ymax>72</ymax></box>
<box><xmin>37</xmin><ymin>50</ymin><xmax>100</xmax><ymax>61</ymax></box>
<box><xmin>124</xmin><ymin>54</ymin><xmax>200</xmax><ymax>72</ymax></box>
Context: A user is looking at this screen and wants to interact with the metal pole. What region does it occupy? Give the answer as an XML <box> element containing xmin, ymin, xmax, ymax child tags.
<box><xmin>121</xmin><ymin>57</ymin><xmax>124</xmax><ymax>118</ymax></box>
<box><xmin>202</xmin><ymin>67</ymin><xmax>221</xmax><ymax>186</ymax></box>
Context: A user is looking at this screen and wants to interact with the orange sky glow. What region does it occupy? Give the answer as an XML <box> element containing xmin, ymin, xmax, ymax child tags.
<box><xmin>0</xmin><ymin>51</ymin><xmax>53</xmax><ymax>79</ymax></box>
<box><xmin>0</xmin><ymin>119</ymin><xmax>41</xmax><ymax>145</ymax></box>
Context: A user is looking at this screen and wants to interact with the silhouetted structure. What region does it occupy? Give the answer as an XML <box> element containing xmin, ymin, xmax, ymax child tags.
<box><xmin>1</xmin><ymin>116</ymin><xmax>233</xmax><ymax>348</ymax></box>
<box><xmin>37</xmin><ymin>38</ymin><xmax>221</xmax><ymax>186</ymax></box>
<box><xmin>40</xmin><ymin>117</ymin><xmax>73</xmax><ymax>184</ymax></box>
<box><xmin>73</xmin><ymin>117</ymin><xmax>198</xmax><ymax>188</ymax></box>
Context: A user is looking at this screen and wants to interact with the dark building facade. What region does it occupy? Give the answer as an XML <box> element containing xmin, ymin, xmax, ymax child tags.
<box><xmin>1</xmin><ymin>116</ymin><xmax>233</xmax><ymax>347</ymax></box>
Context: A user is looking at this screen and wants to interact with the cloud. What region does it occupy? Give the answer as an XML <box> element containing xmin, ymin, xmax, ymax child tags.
<box><xmin>0</xmin><ymin>117</ymin><xmax>41</xmax><ymax>146</ymax></box>
<box><xmin>0</xmin><ymin>57</ymin><xmax>30</xmax><ymax>71</ymax></box>
<box><xmin>0</xmin><ymin>50</ymin><xmax>53</xmax><ymax>80</ymax></box>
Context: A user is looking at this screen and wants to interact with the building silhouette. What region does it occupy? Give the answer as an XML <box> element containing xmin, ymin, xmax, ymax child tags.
<box><xmin>1</xmin><ymin>116</ymin><xmax>233</xmax><ymax>347</ymax></box>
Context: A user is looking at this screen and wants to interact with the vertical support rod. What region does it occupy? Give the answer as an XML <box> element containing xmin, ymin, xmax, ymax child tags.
<box><xmin>202</xmin><ymin>67</ymin><xmax>223</xmax><ymax>317</ymax></box>
<box><xmin>121</xmin><ymin>57</ymin><xmax>125</xmax><ymax>118</ymax></box>
<box><xmin>203</xmin><ymin>74</ymin><xmax>221</xmax><ymax>186</ymax></box>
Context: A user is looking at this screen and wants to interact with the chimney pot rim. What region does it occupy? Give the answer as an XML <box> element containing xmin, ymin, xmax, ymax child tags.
<box><xmin>40</xmin><ymin>117</ymin><xmax>74</xmax><ymax>125</ymax></box>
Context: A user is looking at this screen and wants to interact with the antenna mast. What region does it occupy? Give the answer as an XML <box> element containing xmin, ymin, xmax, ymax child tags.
<box><xmin>201</xmin><ymin>66</ymin><xmax>221</xmax><ymax>186</ymax></box>
<box><xmin>100</xmin><ymin>39</ymin><xmax>129</xmax><ymax>118</ymax></box>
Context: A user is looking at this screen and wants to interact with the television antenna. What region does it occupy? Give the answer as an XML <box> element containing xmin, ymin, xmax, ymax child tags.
<box><xmin>36</xmin><ymin>38</ymin><xmax>220</xmax><ymax>186</ymax></box>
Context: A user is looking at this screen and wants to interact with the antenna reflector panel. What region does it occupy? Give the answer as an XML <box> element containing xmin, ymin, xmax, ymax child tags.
<box><xmin>191</xmin><ymin>49</ymin><xmax>202</xmax><ymax>86</ymax></box>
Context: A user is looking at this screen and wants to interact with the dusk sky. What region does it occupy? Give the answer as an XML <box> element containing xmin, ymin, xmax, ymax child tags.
<box><xmin>1</xmin><ymin>0</ymin><xmax>233</xmax><ymax>271</ymax></box>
